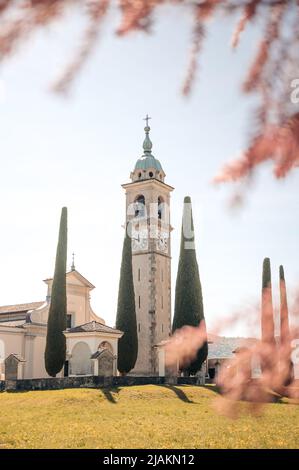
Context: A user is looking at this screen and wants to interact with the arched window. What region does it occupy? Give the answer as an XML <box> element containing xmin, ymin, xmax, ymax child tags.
<box><xmin>134</xmin><ymin>195</ymin><xmax>145</xmax><ymax>218</ymax></box>
<box><xmin>158</xmin><ymin>196</ymin><xmax>164</xmax><ymax>220</ymax></box>
<box><xmin>69</xmin><ymin>342</ymin><xmax>92</xmax><ymax>376</ymax></box>
<box><xmin>99</xmin><ymin>341</ymin><xmax>113</xmax><ymax>353</ymax></box>
<box><xmin>0</xmin><ymin>340</ymin><xmax>4</xmax><ymax>363</ymax></box>
<box><xmin>66</xmin><ymin>314</ymin><xmax>72</xmax><ymax>329</ymax></box>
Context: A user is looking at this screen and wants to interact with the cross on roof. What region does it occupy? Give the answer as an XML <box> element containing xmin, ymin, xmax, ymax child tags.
<box><xmin>143</xmin><ymin>114</ymin><xmax>151</xmax><ymax>127</ymax></box>
<box><xmin>71</xmin><ymin>252</ymin><xmax>75</xmax><ymax>271</ymax></box>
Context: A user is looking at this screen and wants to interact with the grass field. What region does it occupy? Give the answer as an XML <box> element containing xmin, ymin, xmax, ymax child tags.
<box><xmin>0</xmin><ymin>385</ymin><xmax>298</xmax><ymax>449</ymax></box>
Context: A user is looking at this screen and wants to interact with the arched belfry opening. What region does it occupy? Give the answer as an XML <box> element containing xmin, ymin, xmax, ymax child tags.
<box><xmin>99</xmin><ymin>341</ymin><xmax>113</xmax><ymax>353</ymax></box>
<box><xmin>158</xmin><ymin>196</ymin><xmax>164</xmax><ymax>220</ymax></box>
<box><xmin>134</xmin><ymin>195</ymin><xmax>145</xmax><ymax>218</ymax></box>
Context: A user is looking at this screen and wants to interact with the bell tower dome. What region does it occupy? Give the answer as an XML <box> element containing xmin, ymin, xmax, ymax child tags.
<box><xmin>131</xmin><ymin>115</ymin><xmax>166</xmax><ymax>183</ymax></box>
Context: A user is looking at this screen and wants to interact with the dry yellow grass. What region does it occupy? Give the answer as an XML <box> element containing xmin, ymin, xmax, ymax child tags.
<box><xmin>0</xmin><ymin>385</ymin><xmax>298</xmax><ymax>449</ymax></box>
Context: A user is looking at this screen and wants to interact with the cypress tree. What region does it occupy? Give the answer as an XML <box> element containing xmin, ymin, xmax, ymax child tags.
<box><xmin>45</xmin><ymin>207</ymin><xmax>68</xmax><ymax>377</ymax></box>
<box><xmin>172</xmin><ymin>196</ymin><xmax>208</xmax><ymax>375</ymax></box>
<box><xmin>260</xmin><ymin>257</ymin><xmax>276</xmax><ymax>377</ymax></box>
<box><xmin>279</xmin><ymin>265</ymin><xmax>290</xmax><ymax>344</ymax></box>
<box><xmin>261</xmin><ymin>257</ymin><xmax>275</xmax><ymax>345</ymax></box>
<box><xmin>116</xmin><ymin>226</ymin><xmax>138</xmax><ymax>374</ymax></box>
<box><xmin>279</xmin><ymin>265</ymin><xmax>293</xmax><ymax>385</ymax></box>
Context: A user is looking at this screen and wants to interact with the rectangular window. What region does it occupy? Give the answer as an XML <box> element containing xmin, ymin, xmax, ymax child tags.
<box><xmin>138</xmin><ymin>268</ymin><xmax>141</xmax><ymax>281</ymax></box>
<box><xmin>63</xmin><ymin>360</ymin><xmax>69</xmax><ymax>377</ymax></box>
<box><xmin>138</xmin><ymin>323</ymin><xmax>141</xmax><ymax>332</ymax></box>
<box><xmin>161</xmin><ymin>269</ymin><xmax>164</xmax><ymax>282</ymax></box>
<box><xmin>161</xmin><ymin>296</ymin><xmax>164</xmax><ymax>309</ymax></box>
<box><xmin>66</xmin><ymin>314</ymin><xmax>72</xmax><ymax>329</ymax></box>
<box><xmin>162</xmin><ymin>324</ymin><xmax>164</xmax><ymax>333</ymax></box>
<box><xmin>138</xmin><ymin>296</ymin><xmax>141</xmax><ymax>309</ymax></box>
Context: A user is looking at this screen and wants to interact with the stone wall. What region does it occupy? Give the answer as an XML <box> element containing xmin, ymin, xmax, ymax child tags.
<box><xmin>177</xmin><ymin>377</ymin><xmax>203</xmax><ymax>385</ymax></box>
<box><xmin>0</xmin><ymin>375</ymin><xmax>203</xmax><ymax>392</ymax></box>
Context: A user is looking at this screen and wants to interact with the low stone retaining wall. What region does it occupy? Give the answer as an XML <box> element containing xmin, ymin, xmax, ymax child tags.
<box><xmin>0</xmin><ymin>375</ymin><xmax>203</xmax><ymax>392</ymax></box>
<box><xmin>177</xmin><ymin>377</ymin><xmax>203</xmax><ymax>385</ymax></box>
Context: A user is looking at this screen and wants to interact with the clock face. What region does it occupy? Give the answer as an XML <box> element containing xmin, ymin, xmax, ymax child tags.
<box><xmin>156</xmin><ymin>231</ymin><xmax>168</xmax><ymax>253</ymax></box>
<box><xmin>132</xmin><ymin>229</ymin><xmax>148</xmax><ymax>251</ymax></box>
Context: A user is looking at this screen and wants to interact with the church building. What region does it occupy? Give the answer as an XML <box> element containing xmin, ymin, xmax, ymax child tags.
<box><xmin>0</xmin><ymin>265</ymin><xmax>123</xmax><ymax>380</ymax></box>
<box><xmin>0</xmin><ymin>118</ymin><xmax>173</xmax><ymax>380</ymax></box>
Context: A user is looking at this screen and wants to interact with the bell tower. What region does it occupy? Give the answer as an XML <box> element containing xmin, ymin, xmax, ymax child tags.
<box><xmin>122</xmin><ymin>117</ymin><xmax>174</xmax><ymax>375</ymax></box>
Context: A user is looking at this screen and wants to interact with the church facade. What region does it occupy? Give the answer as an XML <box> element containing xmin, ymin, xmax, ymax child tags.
<box><xmin>0</xmin><ymin>269</ymin><xmax>123</xmax><ymax>380</ymax></box>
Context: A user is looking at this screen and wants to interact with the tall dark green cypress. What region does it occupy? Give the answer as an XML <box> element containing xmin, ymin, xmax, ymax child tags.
<box><xmin>279</xmin><ymin>265</ymin><xmax>294</xmax><ymax>386</ymax></box>
<box><xmin>172</xmin><ymin>196</ymin><xmax>208</xmax><ymax>375</ymax></box>
<box><xmin>260</xmin><ymin>257</ymin><xmax>276</xmax><ymax>376</ymax></box>
<box><xmin>279</xmin><ymin>265</ymin><xmax>290</xmax><ymax>344</ymax></box>
<box><xmin>116</xmin><ymin>226</ymin><xmax>138</xmax><ymax>375</ymax></box>
<box><xmin>45</xmin><ymin>207</ymin><xmax>67</xmax><ymax>377</ymax></box>
<box><xmin>261</xmin><ymin>257</ymin><xmax>275</xmax><ymax>345</ymax></box>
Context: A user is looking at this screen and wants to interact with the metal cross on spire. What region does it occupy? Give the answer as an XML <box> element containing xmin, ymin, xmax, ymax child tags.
<box><xmin>143</xmin><ymin>114</ymin><xmax>151</xmax><ymax>128</ymax></box>
<box><xmin>71</xmin><ymin>252</ymin><xmax>75</xmax><ymax>271</ymax></box>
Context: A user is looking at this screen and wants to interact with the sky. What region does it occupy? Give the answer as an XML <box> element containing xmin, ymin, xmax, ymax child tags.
<box><xmin>0</xmin><ymin>4</ymin><xmax>298</xmax><ymax>337</ymax></box>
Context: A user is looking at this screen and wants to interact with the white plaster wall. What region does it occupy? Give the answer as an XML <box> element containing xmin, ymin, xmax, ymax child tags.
<box><xmin>67</xmin><ymin>335</ymin><xmax>118</xmax><ymax>358</ymax></box>
<box><xmin>0</xmin><ymin>338</ymin><xmax>5</xmax><ymax>379</ymax></box>
<box><xmin>0</xmin><ymin>338</ymin><xmax>5</xmax><ymax>362</ymax></box>
<box><xmin>66</xmin><ymin>287</ymin><xmax>89</xmax><ymax>326</ymax></box>
<box><xmin>0</xmin><ymin>330</ymin><xmax>24</xmax><ymax>358</ymax></box>
<box><xmin>31</xmin><ymin>334</ymin><xmax>48</xmax><ymax>379</ymax></box>
<box><xmin>0</xmin><ymin>329</ymin><xmax>24</xmax><ymax>379</ymax></box>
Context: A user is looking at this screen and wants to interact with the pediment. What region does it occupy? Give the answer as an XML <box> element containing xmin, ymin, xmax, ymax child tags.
<box><xmin>44</xmin><ymin>270</ymin><xmax>95</xmax><ymax>290</ymax></box>
<box><xmin>66</xmin><ymin>270</ymin><xmax>95</xmax><ymax>290</ymax></box>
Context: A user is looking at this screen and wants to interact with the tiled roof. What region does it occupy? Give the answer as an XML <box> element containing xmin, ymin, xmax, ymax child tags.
<box><xmin>66</xmin><ymin>321</ymin><xmax>122</xmax><ymax>335</ymax></box>
<box><xmin>6</xmin><ymin>353</ymin><xmax>26</xmax><ymax>362</ymax></box>
<box><xmin>208</xmin><ymin>335</ymin><xmax>257</xmax><ymax>359</ymax></box>
<box><xmin>0</xmin><ymin>302</ymin><xmax>44</xmax><ymax>315</ymax></box>
<box><xmin>90</xmin><ymin>348</ymin><xmax>114</xmax><ymax>359</ymax></box>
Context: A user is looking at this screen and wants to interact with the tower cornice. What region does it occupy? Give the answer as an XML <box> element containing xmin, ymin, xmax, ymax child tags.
<box><xmin>132</xmin><ymin>251</ymin><xmax>172</xmax><ymax>259</ymax></box>
<box><xmin>122</xmin><ymin>178</ymin><xmax>174</xmax><ymax>192</ymax></box>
